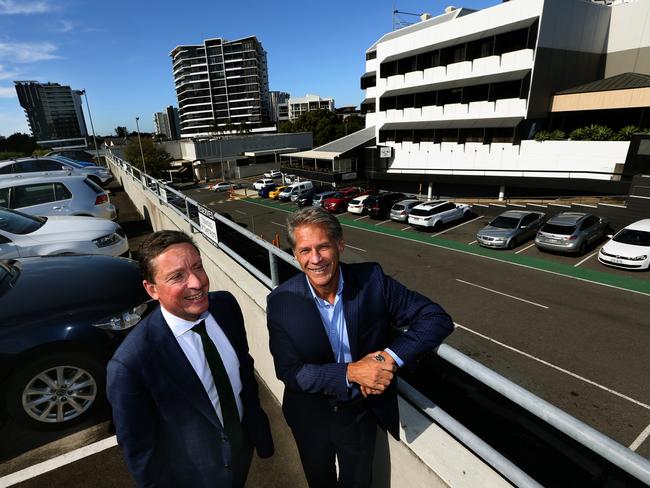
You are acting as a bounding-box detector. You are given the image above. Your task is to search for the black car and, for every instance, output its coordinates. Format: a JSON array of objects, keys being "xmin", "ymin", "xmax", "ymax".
[
  {"xmin": 296, "ymin": 189, "xmax": 315, "ymax": 207},
  {"xmin": 368, "ymin": 192, "xmax": 406, "ymax": 219},
  {"xmin": 0, "ymin": 255, "xmax": 151, "ymax": 430}
]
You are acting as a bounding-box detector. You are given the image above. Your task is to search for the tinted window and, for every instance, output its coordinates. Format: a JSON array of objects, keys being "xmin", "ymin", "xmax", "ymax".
[
  {"xmin": 393, "ymin": 204, "xmax": 405, "ymax": 211},
  {"xmin": 612, "ymin": 229, "xmax": 650, "ymax": 246},
  {"xmin": 11, "ymin": 160, "xmax": 41, "ymax": 173},
  {"xmin": 14, "ymin": 159, "xmax": 64, "ymax": 172},
  {"xmin": 13, "ymin": 183, "xmax": 56, "ymax": 207},
  {"xmin": 541, "ymin": 223, "xmax": 576, "ymax": 235},
  {"xmin": 0, "ymin": 188, "xmax": 8, "ymax": 207},
  {"xmin": 0, "ymin": 208, "xmax": 45, "ymax": 234},
  {"xmin": 490, "ymin": 216, "xmax": 519, "ymax": 229},
  {"xmin": 0, "ymin": 164, "xmax": 12, "ymax": 175},
  {"xmin": 580, "ymin": 216, "xmax": 599, "ymax": 230},
  {"xmin": 521, "ymin": 214, "xmax": 538, "ymax": 226},
  {"xmin": 54, "ymin": 183, "xmax": 72, "ymax": 200},
  {"xmin": 411, "ymin": 205, "xmax": 444, "ymax": 217}
]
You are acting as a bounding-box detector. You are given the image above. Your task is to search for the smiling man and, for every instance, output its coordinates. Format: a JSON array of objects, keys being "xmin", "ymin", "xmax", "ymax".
[
  {"xmin": 266, "ymin": 207, "xmax": 454, "ymax": 488},
  {"xmin": 107, "ymin": 230, "xmax": 273, "ymax": 488}
]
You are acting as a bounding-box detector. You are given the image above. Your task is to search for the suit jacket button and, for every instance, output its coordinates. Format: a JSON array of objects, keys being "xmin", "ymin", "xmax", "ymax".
[{"xmin": 224, "ymin": 463, "xmax": 230, "ymax": 468}]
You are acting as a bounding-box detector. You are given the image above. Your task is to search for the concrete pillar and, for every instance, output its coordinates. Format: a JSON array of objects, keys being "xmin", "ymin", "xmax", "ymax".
[
  {"xmin": 427, "ymin": 182, "xmax": 433, "ymax": 200},
  {"xmin": 498, "ymin": 185, "xmax": 505, "ymax": 201}
]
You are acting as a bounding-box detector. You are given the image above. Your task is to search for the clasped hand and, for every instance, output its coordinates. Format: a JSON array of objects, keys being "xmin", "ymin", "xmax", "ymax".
[{"xmin": 347, "ymin": 351, "xmax": 397, "ymax": 397}]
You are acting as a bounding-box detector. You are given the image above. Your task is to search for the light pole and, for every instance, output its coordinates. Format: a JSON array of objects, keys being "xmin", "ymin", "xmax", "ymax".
[
  {"xmin": 81, "ymin": 89, "xmax": 100, "ymax": 161},
  {"xmin": 135, "ymin": 117, "xmax": 147, "ymax": 176}
]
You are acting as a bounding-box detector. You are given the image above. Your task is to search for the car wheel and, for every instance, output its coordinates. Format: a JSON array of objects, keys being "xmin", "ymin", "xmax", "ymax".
[
  {"xmin": 463, "ymin": 210, "xmax": 472, "ymax": 220},
  {"xmin": 578, "ymin": 241, "xmax": 588, "ymax": 255},
  {"xmin": 432, "ymin": 220, "xmax": 443, "ymax": 231},
  {"xmin": 5, "ymin": 352, "xmax": 105, "ymax": 430},
  {"xmin": 507, "ymin": 238, "xmax": 516, "ymax": 250}
]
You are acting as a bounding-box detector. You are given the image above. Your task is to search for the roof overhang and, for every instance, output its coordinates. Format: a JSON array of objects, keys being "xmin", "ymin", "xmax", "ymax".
[
  {"xmin": 281, "ymin": 151, "xmax": 340, "ymax": 161},
  {"xmin": 243, "ymin": 147, "xmax": 298, "ymax": 157},
  {"xmin": 551, "ymin": 87, "xmax": 650, "ymax": 112},
  {"xmin": 380, "ymin": 117, "xmax": 523, "ymax": 130}
]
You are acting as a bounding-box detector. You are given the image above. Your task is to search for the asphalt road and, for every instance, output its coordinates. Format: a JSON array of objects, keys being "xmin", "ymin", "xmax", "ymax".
[{"xmin": 184, "ymin": 185, "xmax": 650, "ymax": 460}]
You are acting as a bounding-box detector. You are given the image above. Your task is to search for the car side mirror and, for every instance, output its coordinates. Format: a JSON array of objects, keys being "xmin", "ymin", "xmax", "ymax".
[
  {"xmin": 520, "ymin": 225, "xmax": 527, "ymax": 229},
  {"xmin": 607, "ymin": 234, "xmax": 613, "ymax": 239}
]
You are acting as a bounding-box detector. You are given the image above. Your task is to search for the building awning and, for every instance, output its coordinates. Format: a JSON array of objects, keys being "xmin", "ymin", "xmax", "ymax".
[
  {"xmin": 281, "ymin": 150, "xmax": 340, "ymax": 161},
  {"xmin": 380, "ymin": 117, "xmax": 523, "ymax": 130},
  {"xmin": 551, "ymin": 72, "xmax": 650, "ymax": 112},
  {"xmin": 243, "ymin": 147, "xmax": 298, "ymax": 157},
  {"xmin": 282, "ymin": 126, "xmax": 376, "ymax": 161}
]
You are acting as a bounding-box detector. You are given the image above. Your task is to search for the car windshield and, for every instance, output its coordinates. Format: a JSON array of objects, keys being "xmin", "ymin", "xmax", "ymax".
[
  {"xmin": 330, "ymin": 193, "xmax": 343, "ymax": 199},
  {"xmin": 613, "ymin": 229, "xmax": 650, "ymax": 246},
  {"xmin": 0, "ymin": 208, "xmax": 46, "ymax": 234},
  {"xmin": 541, "ymin": 223, "xmax": 576, "ymax": 235},
  {"xmin": 350, "ymin": 199, "xmax": 362, "ymax": 205},
  {"xmin": 489, "ymin": 216, "xmax": 519, "ymax": 229}
]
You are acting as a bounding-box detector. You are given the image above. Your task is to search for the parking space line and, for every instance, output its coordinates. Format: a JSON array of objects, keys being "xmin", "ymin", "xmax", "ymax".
[
  {"xmin": 375, "ymin": 219, "xmax": 391, "ymax": 226},
  {"xmin": 433, "ymin": 216, "xmax": 481, "ymax": 237},
  {"xmin": 346, "ymin": 244, "xmax": 367, "ymax": 253},
  {"xmin": 354, "ymin": 215, "xmax": 369, "ymax": 221},
  {"xmin": 468, "ymin": 240, "xmax": 477, "ymax": 245},
  {"xmin": 401, "ymin": 226, "xmax": 411, "ymax": 231},
  {"xmin": 574, "ymin": 251, "xmax": 598, "ymax": 268},
  {"xmin": 456, "ymin": 278, "xmax": 549, "ymax": 309},
  {"xmin": 454, "ymin": 322, "xmax": 650, "ymax": 412},
  {"xmin": 630, "ymin": 423, "xmax": 650, "ymax": 451},
  {"xmin": 271, "ymin": 221, "xmax": 286, "ymax": 228},
  {"xmin": 0, "ymin": 436, "xmax": 118, "ymax": 487},
  {"xmin": 235, "ymin": 210, "xmax": 247, "ymax": 215},
  {"xmin": 516, "ymin": 243, "xmax": 536, "ymax": 254}
]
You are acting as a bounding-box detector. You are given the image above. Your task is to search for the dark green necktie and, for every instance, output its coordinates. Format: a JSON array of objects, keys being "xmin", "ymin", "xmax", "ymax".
[{"xmin": 192, "ymin": 320, "xmax": 245, "ymax": 459}]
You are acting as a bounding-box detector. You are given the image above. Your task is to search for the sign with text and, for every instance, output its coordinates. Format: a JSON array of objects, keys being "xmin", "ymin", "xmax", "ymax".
[
  {"xmin": 342, "ymin": 172, "xmax": 357, "ymax": 181},
  {"xmin": 197, "ymin": 204, "xmax": 218, "ymax": 244},
  {"xmin": 379, "ymin": 146, "xmax": 392, "ymax": 159}
]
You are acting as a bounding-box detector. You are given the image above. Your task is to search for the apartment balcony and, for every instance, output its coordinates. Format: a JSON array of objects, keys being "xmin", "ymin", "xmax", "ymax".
[
  {"xmin": 365, "ymin": 58, "xmax": 378, "ymax": 74},
  {"xmin": 379, "ymin": 97, "xmax": 527, "ymax": 129},
  {"xmin": 378, "ymin": 48, "xmax": 534, "ymax": 97}
]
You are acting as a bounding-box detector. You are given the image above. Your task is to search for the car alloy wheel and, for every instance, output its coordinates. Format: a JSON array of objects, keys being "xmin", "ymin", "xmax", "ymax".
[{"xmin": 6, "ymin": 353, "xmax": 105, "ymax": 430}]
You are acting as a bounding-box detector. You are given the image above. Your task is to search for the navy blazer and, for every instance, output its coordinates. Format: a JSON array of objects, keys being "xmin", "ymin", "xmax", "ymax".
[
  {"xmin": 107, "ymin": 291, "xmax": 273, "ymax": 488},
  {"xmin": 266, "ymin": 262, "xmax": 453, "ymax": 439}
]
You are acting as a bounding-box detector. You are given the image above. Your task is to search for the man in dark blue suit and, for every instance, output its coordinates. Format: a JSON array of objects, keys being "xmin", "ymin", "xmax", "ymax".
[
  {"xmin": 267, "ymin": 207, "xmax": 454, "ymax": 488},
  {"xmin": 107, "ymin": 231, "xmax": 273, "ymax": 488}
]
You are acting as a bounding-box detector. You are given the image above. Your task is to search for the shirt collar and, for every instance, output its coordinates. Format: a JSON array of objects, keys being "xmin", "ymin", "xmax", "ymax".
[
  {"xmin": 305, "ymin": 268, "xmax": 344, "ymax": 306},
  {"xmin": 161, "ymin": 306, "xmax": 210, "ymax": 338}
]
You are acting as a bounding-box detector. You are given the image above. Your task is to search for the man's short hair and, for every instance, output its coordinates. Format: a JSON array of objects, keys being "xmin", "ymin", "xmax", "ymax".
[
  {"xmin": 286, "ymin": 207, "xmax": 343, "ymax": 249},
  {"xmin": 139, "ymin": 230, "xmax": 198, "ymax": 282}
]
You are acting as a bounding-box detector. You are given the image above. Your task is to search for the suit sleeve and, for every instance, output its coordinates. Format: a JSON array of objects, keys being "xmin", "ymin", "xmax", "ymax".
[
  {"xmin": 267, "ymin": 296, "xmax": 350, "ymax": 399},
  {"xmin": 106, "ymin": 358, "xmax": 161, "ymax": 488},
  {"xmin": 379, "ymin": 266, "xmax": 454, "ymax": 365}
]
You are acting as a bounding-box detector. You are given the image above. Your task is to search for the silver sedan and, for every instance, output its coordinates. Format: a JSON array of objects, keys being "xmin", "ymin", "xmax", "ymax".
[{"xmin": 476, "ymin": 210, "xmax": 545, "ymax": 249}]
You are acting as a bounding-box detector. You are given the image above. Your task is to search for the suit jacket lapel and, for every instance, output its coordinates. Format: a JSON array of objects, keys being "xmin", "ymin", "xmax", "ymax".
[
  {"xmin": 295, "ymin": 275, "xmax": 336, "ymax": 362},
  {"xmin": 147, "ymin": 307, "xmax": 223, "ymax": 431},
  {"xmin": 340, "ymin": 264, "xmax": 360, "ymax": 360}
]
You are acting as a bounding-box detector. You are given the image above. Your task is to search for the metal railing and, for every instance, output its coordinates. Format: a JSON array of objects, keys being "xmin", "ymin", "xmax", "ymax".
[{"xmin": 108, "ymin": 152, "xmax": 650, "ymax": 486}]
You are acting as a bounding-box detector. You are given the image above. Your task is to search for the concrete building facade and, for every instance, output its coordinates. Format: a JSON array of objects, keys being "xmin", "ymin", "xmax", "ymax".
[
  {"xmin": 170, "ymin": 36, "xmax": 271, "ymax": 138},
  {"xmin": 287, "ymin": 94, "xmax": 335, "ymax": 120},
  {"xmin": 269, "ymin": 91, "xmax": 289, "ymax": 123},
  {"xmin": 154, "ymin": 106, "xmax": 181, "ymax": 140}
]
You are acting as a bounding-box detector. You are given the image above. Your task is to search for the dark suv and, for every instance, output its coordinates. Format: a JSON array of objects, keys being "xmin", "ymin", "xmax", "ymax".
[{"xmin": 368, "ymin": 192, "xmax": 406, "ymax": 220}]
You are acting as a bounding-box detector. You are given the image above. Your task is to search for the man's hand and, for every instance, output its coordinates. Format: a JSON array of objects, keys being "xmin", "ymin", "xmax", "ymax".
[{"xmin": 347, "ymin": 351, "xmax": 397, "ymax": 397}]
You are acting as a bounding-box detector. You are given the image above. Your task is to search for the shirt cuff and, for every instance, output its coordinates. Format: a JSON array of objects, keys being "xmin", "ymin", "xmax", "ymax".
[{"xmin": 384, "ymin": 348, "xmax": 404, "ymax": 368}]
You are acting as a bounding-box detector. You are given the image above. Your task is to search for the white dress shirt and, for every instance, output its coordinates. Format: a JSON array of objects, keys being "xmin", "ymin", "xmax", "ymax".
[{"xmin": 161, "ymin": 307, "xmax": 244, "ymax": 426}]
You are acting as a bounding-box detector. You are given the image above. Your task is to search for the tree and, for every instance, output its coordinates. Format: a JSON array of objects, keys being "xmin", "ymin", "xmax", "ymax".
[
  {"xmin": 115, "ymin": 126, "xmax": 128, "ymax": 138},
  {"xmin": 0, "ymin": 132, "xmax": 37, "ymax": 155},
  {"xmin": 123, "ymin": 138, "xmax": 172, "ymax": 177},
  {"xmin": 278, "ymin": 110, "xmax": 364, "ymax": 147}
]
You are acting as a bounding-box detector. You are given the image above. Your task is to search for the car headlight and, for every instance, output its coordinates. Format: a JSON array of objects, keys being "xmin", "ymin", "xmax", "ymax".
[
  {"xmin": 630, "ymin": 255, "xmax": 648, "ymax": 261},
  {"xmin": 93, "ymin": 233, "xmax": 120, "ymax": 247},
  {"xmin": 93, "ymin": 302, "xmax": 150, "ymax": 331}
]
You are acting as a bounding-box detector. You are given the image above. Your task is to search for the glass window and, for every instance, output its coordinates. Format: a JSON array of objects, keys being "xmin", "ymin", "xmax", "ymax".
[
  {"xmin": 54, "ymin": 183, "xmax": 72, "ymax": 200},
  {"xmin": 13, "ymin": 183, "xmax": 56, "ymax": 208},
  {"xmin": 0, "ymin": 188, "xmax": 8, "ymax": 206},
  {"xmin": 0, "ymin": 208, "xmax": 44, "ymax": 234}
]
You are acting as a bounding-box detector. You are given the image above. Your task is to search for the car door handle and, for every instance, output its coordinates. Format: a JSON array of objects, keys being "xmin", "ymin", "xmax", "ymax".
[{"xmin": 52, "ymin": 206, "xmax": 62, "ymax": 210}]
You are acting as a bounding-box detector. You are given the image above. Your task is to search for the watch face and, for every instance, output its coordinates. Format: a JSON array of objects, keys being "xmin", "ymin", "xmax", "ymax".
[{"xmin": 374, "ymin": 354, "xmax": 385, "ymax": 362}]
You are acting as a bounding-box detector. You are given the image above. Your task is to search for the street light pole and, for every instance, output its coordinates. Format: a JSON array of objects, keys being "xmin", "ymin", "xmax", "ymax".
[
  {"xmin": 81, "ymin": 89, "xmax": 100, "ymax": 161},
  {"xmin": 135, "ymin": 117, "xmax": 147, "ymax": 175}
]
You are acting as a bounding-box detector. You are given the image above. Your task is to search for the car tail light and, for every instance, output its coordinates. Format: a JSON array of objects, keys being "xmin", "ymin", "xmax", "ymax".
[{"xmin": 95, "ymin": 194, "xmax": 108, "ymax": 205}]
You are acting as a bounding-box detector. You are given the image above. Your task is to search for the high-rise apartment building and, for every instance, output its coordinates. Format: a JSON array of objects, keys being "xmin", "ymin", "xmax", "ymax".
[
  {"xmin": 14, "ymin": 81, "xmax": 88, "ymax": 147},
  {"xmin": 170, "ymin": 36, "xmax": 271, "ymax": 137},
  {"xmin": 154, "ymin": 106, "xmax": 181, "ymax": 140}
]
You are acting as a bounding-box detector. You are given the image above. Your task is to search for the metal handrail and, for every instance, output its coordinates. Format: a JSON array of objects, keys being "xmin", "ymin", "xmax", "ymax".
[{"xmin": 107, "ymin": 152, "xmax": 650, "ymax": 485}]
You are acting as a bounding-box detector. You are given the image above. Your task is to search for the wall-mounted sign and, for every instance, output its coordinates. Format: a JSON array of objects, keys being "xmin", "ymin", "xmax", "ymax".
[
  {"xmin": 342, "ymin": 172, "xmax": 357, "ymax": 181},
  {"xmin": 197, "ymin": 204, "xmax": 218, "ymax": 243},
  {"xmin": 379, "ymin": 146, "xmax": 392, "ymax": 158}
]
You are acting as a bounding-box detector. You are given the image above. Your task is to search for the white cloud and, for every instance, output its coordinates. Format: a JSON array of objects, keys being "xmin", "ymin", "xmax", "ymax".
[
  {"xmin": 0, "ymin": 64, "xmax": 20, "ymax": 80},
  {"xmin": 0, "ymin": 86, "xmax": 15, "ymax": 98},
  {"xmin": 0, "ymin": 42, "xmax": 60, "ymax": 63},
  {"xmin": 58, "ymin": 19, "xmax": 74, "ymax": 32},
  {"xmin": 0, "ymin": 0, "xmax": 52, "ymax": 14}
]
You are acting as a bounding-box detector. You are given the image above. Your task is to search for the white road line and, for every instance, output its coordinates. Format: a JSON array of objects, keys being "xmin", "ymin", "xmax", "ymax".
[
  {"xmin": 456, "ymin": 279, "xmax": 549, "ymax": 309},
  {"xmin": 375, "ymin": 219, "xmax": 391, "ymax": 226},
  {"xmin": 0, "ymin": 436, "xmax": 118, "ymax": 487},
  {"xmin": 433, "ymin": 216, "xmax": 481, "ymax": 237},
  {"xmin": 271, "ymin": 221, "xmax": 286, "ymax": 228},
  {"xmin": 516, "ymin": 243, "xmax": 536, "ymax": 254},
  {"xmin": 454, "ymin": 322, "xmax": 650, "ymax": 411},
  {"xmin": 629, "ymin": 423, "xmax": 650, "ymax": 451},
  {"xmin": 354, "ymin": 215, "xmax": 368, "ymax": 221},
  {"xmin": 401, "ymin": 225, "xmax": 411, "ymax": 231},
  {"xmin": 346, "ymin": 244, "xmax": 367, "ymax": 252},
  {"xmin": 574, "ymin": 251, "xmax": 598, "ymax": 268},
  {"xmin": 234, "ymin": 210, "xmax": 247, "ymax": 215},
  {"xmin": 468, "ymin": 240, "xmax": 477, "ymax": 245}
]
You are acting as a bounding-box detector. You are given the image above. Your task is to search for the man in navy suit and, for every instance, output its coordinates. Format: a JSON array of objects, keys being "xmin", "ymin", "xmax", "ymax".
[
  {"xmin": 108, "ymin": 230, "xmax": 273, "ymax": 488},
  {"xmin": 267, "ymin": 207, "xmax": 453, "ymax": 488}
]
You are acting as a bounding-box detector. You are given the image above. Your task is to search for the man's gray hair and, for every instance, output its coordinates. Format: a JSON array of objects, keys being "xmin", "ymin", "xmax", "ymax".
[{"xmin": 286, "ymin": 207, "xmax": 343, "ymax": 249}]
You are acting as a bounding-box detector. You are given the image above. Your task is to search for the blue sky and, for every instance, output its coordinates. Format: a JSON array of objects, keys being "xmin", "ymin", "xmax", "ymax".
[{"xmin": 0, "ymin": 0, "xmax": 498, "ymax": 137}]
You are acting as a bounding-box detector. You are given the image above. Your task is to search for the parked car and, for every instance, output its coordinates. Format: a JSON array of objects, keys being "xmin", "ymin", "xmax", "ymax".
[
  {"xmin": 0, "ymin": 156, "xmax": 112, "ymax": 187},
  {"xmin": 322, "ymin": 187, "xmax": 365, "ymax": 213},
  {"xmin": 476, "ymin": 210, "xmax": 546, "ymax": 249},
  {"xmin": 264, "ymin": 170, "xmax": 282, "ymax": 179},
  {"xmin": 368, "ymin": 192, "xmax": 406, "ymax": 220},
  {"xmin": 47, "ymin": 154, "xmax": 95, "ymax": 168},
  {"xmin": 259, "ymin": 184, "xmax": 277, "ymax": 198},
  {"xmin": 0, "ymin": 254, "xmax": 151, "ymax": 429},
  {"xmin": 312, "ymin": 190, "xmax": 338, "ymax": 208},
  {"xmin": 253, "ymin": 178, "xmax": 275, "ymax": 190},
  {"xmin": 389, "ymin": 199, "xmax": 421, "ymax": 222},
  {"xmin": 0, "ymin": 208, "xmax": 129, "ymax": 258},
  {"xmin": 210, "ymin": 181, "xmax": 239, "ymax": 192},
  {"xmin": 295, "ymin": 189, "xmax": 316, "ymax": 207},
  {"xmin": 278, "ymin": 181, "xmax": 314, "ymax": 202},
  {"xmin": 598, "ymin": 219, "xmax": 650, "ymax": 270},
  {"xmin": 49, "ymin": 156, "xmax": 113, "ymax": 187},
  {"xmin": 0, "ymin": 175, "xmax": 117, "ymax": 220},
  {"xmin": 408, "ymin": 200, "xmax": 472, "ymax": 229},
  {"xmin": 269, "ymin": 186, "xmax": 287, "ymax": 199},
  {"xmin": 46, "ymin": 149, "xmax": 98, "ymax": 165},
  {"xmin": 347, "ymin": 194, "xmax": 374, "ymax": 215},
  {"xmin": 535, "ymin": 212, "xmax": 608, "ymax": 254}
]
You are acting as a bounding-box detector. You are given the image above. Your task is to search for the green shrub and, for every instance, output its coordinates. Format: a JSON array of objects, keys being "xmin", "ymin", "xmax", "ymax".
[
  {"xmin": 616, "ymin": 125, "xmax": 642, "ymax": 140},
  {"xmin": 569, "ymin": 127, "xmax": 589, "ymax": 140},
  {"xmin": 589, "ymin": 124, "xmax": 614, "ymax": 141},
  {"xmin": 534, "ymin": 129, "xmax": 565, "ymax": 141}
]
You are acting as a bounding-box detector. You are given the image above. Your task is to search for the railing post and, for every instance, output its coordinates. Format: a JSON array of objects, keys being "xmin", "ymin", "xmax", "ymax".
[{"xmin": 269, "ymin": 251, "xmax": 279, "ymax": 288}]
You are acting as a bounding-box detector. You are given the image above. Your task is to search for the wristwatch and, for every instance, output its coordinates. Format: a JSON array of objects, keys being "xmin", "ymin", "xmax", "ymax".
[{"xmin": 374, "ymin": 353, "xmax": 385, "ymax": 362}]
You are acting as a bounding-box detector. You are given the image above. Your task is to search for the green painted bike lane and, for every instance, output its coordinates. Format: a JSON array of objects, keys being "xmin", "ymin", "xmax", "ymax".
[{"xmin": 243, "ymin": 197, "xmax": 650, "ymax": 296}]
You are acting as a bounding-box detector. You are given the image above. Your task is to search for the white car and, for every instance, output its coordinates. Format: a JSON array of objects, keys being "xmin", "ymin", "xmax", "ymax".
[
  {"xmin": 598, "ymin": 219, "xmax": 650, "ymax": 270},
  {"xmin": 0, "ymin": 208, "xmax": 129, "ymax": 258},
  {"xmin": 210, "ymin": 181, "xmax": 239, "ymax": 192},
  {"xmin": 347, "ymin": 194, "xmax": 372, "ymax": 215},
  {"xmin": 264, "ymin": 170, "xmax": 282, "ymax": 179},
  {"xmin": 253, "ymin": 178, "xmax": 275, "ymax": 190},
  {"xmin": 408, "ymin": 200, "xmax": 472, "ymax": 230}
]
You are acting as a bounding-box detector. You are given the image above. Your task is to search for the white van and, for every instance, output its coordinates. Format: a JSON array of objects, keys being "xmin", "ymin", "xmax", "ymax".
[{"xmin": 288, "ymin": 181, "xmax": 314, "ymax": 202}]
